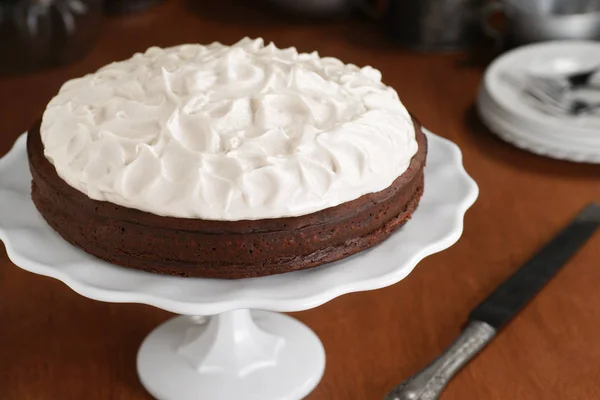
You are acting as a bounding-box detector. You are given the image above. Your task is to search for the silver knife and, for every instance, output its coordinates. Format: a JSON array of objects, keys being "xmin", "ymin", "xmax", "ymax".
[{"xmin": 385, "ymin": 202, "xmax": 600, "ymax": 400}]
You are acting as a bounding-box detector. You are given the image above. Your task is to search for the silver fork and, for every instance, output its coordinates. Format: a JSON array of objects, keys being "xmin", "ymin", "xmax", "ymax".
[
  {"xmin": 536, "ymin": 65, "xmax": 600, "ymax": 89},
  {"xmin": 563, "ymin": 65, "xmax": 600, "ymax": 88},
  {"xmin": 525, "ymin": 75, "xmax": 568, "ymax": 104},
  {"xmin": 524, "ymin": 75, "xmax": 600, "ymax": 116},
  {"xmin": 563, "ymin": 100, "xmax": 600, "ymax": 116}
]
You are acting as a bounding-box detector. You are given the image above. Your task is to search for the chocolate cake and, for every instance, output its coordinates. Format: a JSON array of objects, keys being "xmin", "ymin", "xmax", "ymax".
[{"xmin": 28, "ymin": 38, "xmax": 427, "ymax": 279}]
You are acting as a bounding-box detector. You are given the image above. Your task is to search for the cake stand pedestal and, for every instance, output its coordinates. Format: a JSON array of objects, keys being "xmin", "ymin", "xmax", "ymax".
[
  {"xmin": 0, "ymin": 130, "xmax": 478, "ymax": 400},
  {"xmin": 138, "ymin": 310, "xmax": 324, "ymax": 400}
]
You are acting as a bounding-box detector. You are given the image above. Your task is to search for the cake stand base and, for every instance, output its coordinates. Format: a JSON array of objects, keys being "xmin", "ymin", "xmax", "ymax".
[{"xmin": 137, "ymin": 309, "xmax": 325, "ymax": 400}]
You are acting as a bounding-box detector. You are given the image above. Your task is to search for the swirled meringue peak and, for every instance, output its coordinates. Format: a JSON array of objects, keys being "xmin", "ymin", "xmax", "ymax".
[{"xmin": 40, "ymin": 37, "xmax": 418, "ymax": 220}]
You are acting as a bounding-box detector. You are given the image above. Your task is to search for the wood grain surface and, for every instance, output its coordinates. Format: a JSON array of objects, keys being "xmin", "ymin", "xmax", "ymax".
[{"xmin": 1, "ymin": 1, "xmax": 600, "ymax": 399}]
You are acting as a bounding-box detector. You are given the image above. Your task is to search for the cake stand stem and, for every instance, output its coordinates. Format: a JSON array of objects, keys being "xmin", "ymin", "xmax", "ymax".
[
  {"xmin": 177, "ymin": 309, "xmax": 285, "ymax": 375},
  {"xmin": 137, "ymin": 309, "xmax": 326, "ymax": 400}
]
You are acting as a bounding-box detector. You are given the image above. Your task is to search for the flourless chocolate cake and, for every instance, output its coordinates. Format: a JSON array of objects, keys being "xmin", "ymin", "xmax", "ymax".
[{"xmin": 28, "ymin": 38, "xmax": 427, "ymax": 279}]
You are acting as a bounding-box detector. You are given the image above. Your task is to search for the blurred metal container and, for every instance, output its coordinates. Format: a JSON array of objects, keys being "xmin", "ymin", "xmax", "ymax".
[
  {"xmin": 263, "ymin": 0, "xmax": 352, "ymax": 18},
  {"xmin": 105, "ymin": 0, "xmax": 164, "ymax": 15},
  {"xmin": 368, "ymin": 0, "xmax": 485, "ymax": 52},
  {"xmin": 483, "ymin": 0, "xmax": 600, "ymax": 45},
  {"xmin": 0, "ymin": 0, "xmax": 104, "ymax": 76}
]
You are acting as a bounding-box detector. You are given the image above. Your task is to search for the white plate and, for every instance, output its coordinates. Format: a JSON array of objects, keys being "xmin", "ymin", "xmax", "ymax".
[
  {"xmin": 485, "ymin": 40, "xmax": 600, "ymax": 134},
  {"xmin": 478, "ymin": 86, "xmax": 600, "ymax": 147},
  {"xmin": 478, "ymin": 87, "xmax": 600, "ymax": 150},
  {"xmin": 0, "ymin": 131, "xmax": 478, "ymax": 316},
  {"xmin": 477, "ymin": 96, "xmax": 600, "ymax": 163}
]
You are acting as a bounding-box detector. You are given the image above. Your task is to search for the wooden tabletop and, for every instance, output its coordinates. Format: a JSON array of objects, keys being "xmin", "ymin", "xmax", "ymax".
[{"xmin": 2, "ymin": 1, "xmax": 600, "ymax": 399}]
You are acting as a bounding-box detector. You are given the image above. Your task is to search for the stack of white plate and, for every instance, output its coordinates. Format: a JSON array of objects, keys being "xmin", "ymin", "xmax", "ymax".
[{"xmin": 476, "ymin": 41, "xmax": 600, "ymax": 164}]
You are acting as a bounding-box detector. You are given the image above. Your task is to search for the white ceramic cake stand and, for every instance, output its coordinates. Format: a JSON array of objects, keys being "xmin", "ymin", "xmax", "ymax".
[{"xmin": 0, "ymin": 130, "xmax": 477, "ymax": 400}]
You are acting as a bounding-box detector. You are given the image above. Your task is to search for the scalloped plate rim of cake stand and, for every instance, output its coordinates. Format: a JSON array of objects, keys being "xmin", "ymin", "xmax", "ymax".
[{"xmin": 0, "ymin": 129, "xmax": 478, "ymax": 316}]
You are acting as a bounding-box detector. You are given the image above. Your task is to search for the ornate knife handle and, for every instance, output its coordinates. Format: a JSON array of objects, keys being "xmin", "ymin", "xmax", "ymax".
[{"xmin": 385, "ymin": 321, "xmax": 496, "ymax": 400}]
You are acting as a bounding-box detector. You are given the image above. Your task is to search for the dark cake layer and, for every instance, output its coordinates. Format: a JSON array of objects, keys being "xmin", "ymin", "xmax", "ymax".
[{"xmin": 27, "ymin": 119, "xmax": 427, "ymax": 279}]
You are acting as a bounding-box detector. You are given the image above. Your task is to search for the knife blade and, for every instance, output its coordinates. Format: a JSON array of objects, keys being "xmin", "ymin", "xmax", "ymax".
[
  {"xmin": 469, "ymin": 202, "xmax": 600, "ymax": 330},
  {"xmin": 386, "ymin": 202, "xmax": 600, "ymax": 400}
]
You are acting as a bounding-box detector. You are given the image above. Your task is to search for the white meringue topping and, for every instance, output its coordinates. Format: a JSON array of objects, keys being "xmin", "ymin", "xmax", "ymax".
[{"xmin": 40, "ymin": 37, "xmax": 418, "ymax": 220}]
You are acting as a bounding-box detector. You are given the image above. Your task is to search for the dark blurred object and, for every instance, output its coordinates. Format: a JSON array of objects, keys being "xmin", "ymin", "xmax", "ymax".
[
  {"xmin": 483, "ymin": 0, "xmax": 600, "ymax": 47},
  {"xmin": 359, "ymin": 0, "xmax": 485, "ymax": 52},
  {"xmin": 105, "ymin": 0, "xmax": 164, "ymax": 15},
  {"xmin": 0, "ymin": 0, "xmax": 103, "ymax": 76},
  {"xmin": 263, "ymin": 0, "xmax": 352, "ymax": 19}
]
